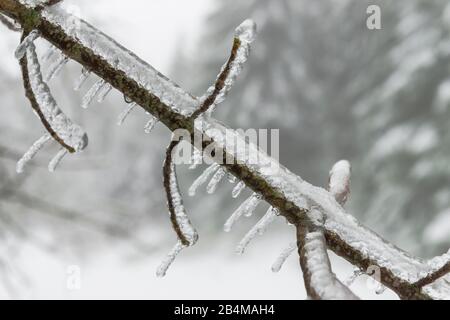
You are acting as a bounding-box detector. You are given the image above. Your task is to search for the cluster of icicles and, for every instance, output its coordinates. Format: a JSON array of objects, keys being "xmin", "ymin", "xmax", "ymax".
[
  {"xmin": 14, "ymin": 32, "xmax": 159, "ymax": 174},
  {"xmin": 156, "ymin": 160, "xmax": 290, "ymax": 277}
]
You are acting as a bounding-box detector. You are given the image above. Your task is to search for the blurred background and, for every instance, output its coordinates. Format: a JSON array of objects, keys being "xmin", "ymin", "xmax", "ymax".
[{"xmin": 0, "ymin": 0, "xmax": 449, "ymax": 299}]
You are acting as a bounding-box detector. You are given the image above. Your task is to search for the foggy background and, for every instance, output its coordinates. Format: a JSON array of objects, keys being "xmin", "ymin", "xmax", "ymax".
[{"xmin": 0, "ymin": 0, "xmax": 449, "ymax": 299}]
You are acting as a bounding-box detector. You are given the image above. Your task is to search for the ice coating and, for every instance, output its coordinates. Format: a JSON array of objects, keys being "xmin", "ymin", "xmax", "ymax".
[
  {"xmin": 16, "ymin": 134, "xmax": 51, "ymax": 173},
  {"xmin": 328, "ymin": 160, "xmax": 351, "ymax": 205},
  {"xmin": 301, "ymin": 230, "xmax": 359, "ymax": 300},
  {"xmin": 167, "ymin": 159, "xmax": 198, "ymax": 246},
  {"xmin": 224, "ymin": 193, "xmax": 262, "ymax": 232},
  {"xmin": 200, "ymin": 19, "xmax": 257, "ymax": 115},
  {"xmin": 235, "ymin": 206, "xmax": 277, "ymax": 255},
  {"xmin": 188, "ymin": 164, "xmax": 220, "ymax": 197},
  {"xmin": 41, "ymin": 6, "xmax": 198, "ymax": 115},
  {"xmin": 15, "ymin": 30, "xmax": 40, "ymax": 60},
  {"xmin": 26, "ymin": 42, "xmax": 88, "ymax": 152},
  {"xmin": 234, "ymin": 19, "xmax": 257, "ymax": 44}
]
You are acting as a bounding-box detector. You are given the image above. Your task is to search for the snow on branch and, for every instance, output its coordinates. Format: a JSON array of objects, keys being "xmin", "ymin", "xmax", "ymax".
[{"xmin": 1, "ymin": 0, "xmax": 449, "ymax": 299}]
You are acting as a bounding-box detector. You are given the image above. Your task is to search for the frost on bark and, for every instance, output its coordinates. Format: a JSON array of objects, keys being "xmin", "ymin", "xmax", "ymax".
[{"xmin": 1, "ymin": 0, "xmax": 449, "ymax": 299}]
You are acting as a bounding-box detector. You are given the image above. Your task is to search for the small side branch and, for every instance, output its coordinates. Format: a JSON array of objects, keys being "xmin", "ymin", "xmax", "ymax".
[
  {"xmin": 297, "ymin": 216, "xmax": 359, "ymax": 300},
  {"xmin": 414, "ymin": 254, "xmax": 450, "ymax": 288},
  {"xmin": 297, "ymin": 160, "xmax": 358, "ymax": 300},
  {"xmin": 191, "ymin": 19, "xmax": 256, "ymax": 119},
  {"xmin": 18, "ymin": 32, "xmax": 75, "ymax": 153},
  {"xmin": 0, "ymin": 13, "xmax": 20, "ymax": 31},
  {"xmin": 163, "ymin": 139, "xmax": 198, "ymax": 247}
]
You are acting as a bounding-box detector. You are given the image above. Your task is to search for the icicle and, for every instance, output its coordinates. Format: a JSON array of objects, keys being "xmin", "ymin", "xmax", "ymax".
[
  {"xmin": 189, "ymin": 147, "xmax": 202, "ymax": 170},
  {"xmin": 15, "ymin": 30, "xmax": 40, "ymax": 60},
  {"xmin": 97, "ymin": 83, "xmax": 112, "ymax": 103},
  {"xmin": 44, "ymin": 54, "xmax": 69, "ymax": 83},
  {"xmin": 227, "ymin": 173, "xmax": 237, "ymax": 184},
  {"xmin": 144, "ymin": 116, "xmax": 158, "ymax": 134},
  {"xmin": 188, "ymin": 163, "xmax": 220, "ymax": 196},
  {"xmin": 200, "ymin": 19, "xmax": 257, "ymax": 116},
  {"xmin": 235, "ymin": 207, "xmax": 277, "ymax": 255},
  {"xmin": 16, "ymin": 134, "xmax": 51, "ymax": 173},
  {"xmin": 74, "ymin": 68, "xmax": 90, "ymax": 91},
  {"xmin": 156, "ymin": 241, "xmax": 186, "ymax": 278},
  {"xmin": 41, "ymin": 45, "xmax": 57, "ymax": 63},
  {"xmin": 81, "ymin": 79, "xmax": 105, "ymax": 109},
  {"xmin": 206, "ymin": 168, "xmax": 226, "ymax": 194},
  {"xmin": 117, "ymin": 102, "xmax": 137, "ymax": 126},
  {"xmin": 271, "ymin": 242, "xmax": 297, "ymax": 273},
  {"xmin": 48, "ymin": 148, "xmax": 68, "ymax": 172},
  {"xmin": 344, "ymin": 268, "xmax": 364, "ymax": 286},
  {"xmin": 224, "ymin": 193, "xmax": 262, "ymax": 232},
  {"xmin": 232, "ymin": 181, "xmax": 246, "ymax": 198}
]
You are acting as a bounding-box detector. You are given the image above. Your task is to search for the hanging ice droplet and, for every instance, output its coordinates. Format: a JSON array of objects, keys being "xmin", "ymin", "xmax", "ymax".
[
  {"xmin": 15, "ymin": 30, "xmax": 40, "ymax": 60},
  {"xmin": 232, "ymin": 181, "xmax": 246, "ymax": 198},
  {"xmin": 48, "ymin": 148, "xmax": 68, "ymax": 172},
  {"xmin": 97, "ymin": 83, "xmax": 112, "ymax": 103},
  {"xmin": 271, "ymin": 242, "xmax": 297, "ymax": 273},
  {"xmin": 44, "ymin": 54, "xmax": 69, "ymax": 83},
  {"xmin": 344, "ymin": 268, "xmax": 364, "ymax": 286},
  {"xmin": 235, "ymin": 206, "xmax": 277, "ymax": 255},
  {"xmin": 189, "ymin": 147, "xmax": 202, "ymax": 170},
  {"xmin": 188, "ymin": 163, "xmax": 219, "ymax": 196},
  {"xmin": 82, "ymin": 79, "xmax": 105, "ymax": 109},
  {"xmin": 74, "ymin": 68, "xmax": 90, "ymax": 91},
  {"xmin": 144, "ymin": 116, "xmax": 158, "ymax": 134},
  {"xmin": 117, "ymin": 102, "xmax": 137, "ymax": 126},
  {"xmin": 206, "ymin": 168, "xmax": 226, "ymax": 194},
  {"xmin": 224, "ymin": 193, "xmax": 262, "ymax": 232},
  {"xmin": 16, "ymin": 134, "xmax": 51, "ymax": 174},
  {"xmin": 156, "ymin": 241, "xmax": 186, "ymax": 278}
]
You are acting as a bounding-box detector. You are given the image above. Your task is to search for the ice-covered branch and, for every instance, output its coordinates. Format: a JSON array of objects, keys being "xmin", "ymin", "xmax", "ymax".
[
  {"xmin": 192, "ymin": 19, "xmax": 256, "ymax": 118},
  {"xmin": 163, "ymin": 139, "xmax": 198, "ymax": 247},
  {"xmin": 17, "ymin": 31, "xmax": 87, "ymax": 172},
  {"xmin": 1, "ymin": 0, "xmax": 449, "ymax": 299},
  {"xmin": 296, "ymin": 161, "xmax": 359, "ymax": 300}
]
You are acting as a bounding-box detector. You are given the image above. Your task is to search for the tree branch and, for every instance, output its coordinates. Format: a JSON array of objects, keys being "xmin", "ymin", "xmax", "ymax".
[
  {"xmin": 297, "ymin": 161, "xmax": 359, "ymax": 300},
  {"xmin": 1, "ymin": 0, "xmax": 449, "ymax": 299}
]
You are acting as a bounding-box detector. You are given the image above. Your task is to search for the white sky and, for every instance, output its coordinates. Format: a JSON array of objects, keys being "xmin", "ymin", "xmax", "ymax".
[{"xmin": 69, "ymin": 0, "xmax": 213, "ymax": 73}]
